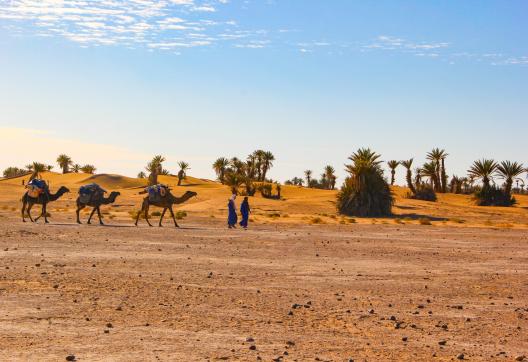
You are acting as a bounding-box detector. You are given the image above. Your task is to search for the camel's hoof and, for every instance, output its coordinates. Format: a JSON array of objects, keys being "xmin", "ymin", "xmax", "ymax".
[
  {"xmin": 100, "ymin": 223, "xmax": 104, "ymax": 226},
  {"xmin": 87, "ymin": 222, "xmax": 91, "ymax": 225}
]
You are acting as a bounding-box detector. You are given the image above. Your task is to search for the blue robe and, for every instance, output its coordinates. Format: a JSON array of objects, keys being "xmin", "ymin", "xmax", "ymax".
[
  {"xmin": 240, "ymin": 200, "xmax": 250, "ymax": 228},
  {"xmin": 228, "ymin": 199, "xmax": 237, "ymax": 226}
]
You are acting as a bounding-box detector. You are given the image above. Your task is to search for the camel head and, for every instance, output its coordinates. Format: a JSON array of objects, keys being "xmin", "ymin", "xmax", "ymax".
[
  {"xmin": 58, "ymin": 186, "xmax": 70, "ymax": 194},
  {"xmin": 184, "ymin": 191, "xmax": 198, "ymax": 198}
]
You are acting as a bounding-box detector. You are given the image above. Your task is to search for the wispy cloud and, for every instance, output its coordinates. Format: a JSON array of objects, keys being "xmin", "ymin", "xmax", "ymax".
[
  {"xmin": 1, "ymin": 2, "xmax": 526, "ymax": 66},
  {"xmin": 0, "ymin": 0, "xmax": 266, "ymax": 49}
]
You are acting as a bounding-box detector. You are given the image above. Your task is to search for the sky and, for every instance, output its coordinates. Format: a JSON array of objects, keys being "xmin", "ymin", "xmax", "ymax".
[{"xmin": 0, "ymin": 0, "xmax": 527, "ymax": 185}]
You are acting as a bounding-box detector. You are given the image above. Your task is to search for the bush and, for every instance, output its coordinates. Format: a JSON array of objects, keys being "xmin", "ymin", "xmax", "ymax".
[
  {"xmin": 474, "ymin": 186, "xmax": 515, "ymax": 206},
  {"xmin": 175, "ymin": 210, "xmax": 187, "ymax": 220},
  {"xmin": 419, "ymin": 217, "xmax": 432, "ymax": 225},
  {"xmin": 410, "ymin": 185, "xmax": 437, "ymax": 202},
  {"xmin": 337, "ymin": 148, "xmax": 393, "ymax": 217},
  {"xmin": 151, "ymin": 211, "xmax": 162, "ymax": 217},
  {"xmin": 310, "ymin": 216, "xmax": 325, "ymax": 224}
]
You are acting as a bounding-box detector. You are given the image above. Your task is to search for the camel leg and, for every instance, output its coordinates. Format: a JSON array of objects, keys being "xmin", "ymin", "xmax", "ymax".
[
  {"xmin": 87, "ymin": 207, "xmax": 97, "ymax": 224},
  {"xmin": 43, "ymin": 203, "xmax": 49, "ymax": 224},
  {"xmin": 27, "ymin": 203, "xmax": 35, "ymax": 222},
  {"xmin": 22, "ymin": 199, "xmax": 27, "ymax": 222},
  {"xmin": 134, "ymin": 202, "xmax": 143, "ymax": 226},
  {"xmin": 76, "ymin": 203, "xmax": 85, "ymax": 224},
  {"xmin": 97, "ymin": 207, "xmax": 104, "ymax": 225},
  {"xmin": 144, "ymin": 203, "xmax": 153, "ymax": 227},
  {"xmin": 168, "ymin": 206, "xmax": 179, "ymax": 228},
  {"xmin": 159, "ymin": 208, "xmax": 167, "ymax": 227}
]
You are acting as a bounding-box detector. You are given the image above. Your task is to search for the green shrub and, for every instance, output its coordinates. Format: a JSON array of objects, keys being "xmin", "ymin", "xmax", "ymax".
[{"xmin": 337, "ymin": 148, "xmax": 393, "ymax": 217}]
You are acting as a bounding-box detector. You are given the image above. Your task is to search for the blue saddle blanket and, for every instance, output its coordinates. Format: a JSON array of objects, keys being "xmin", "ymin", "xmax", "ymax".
[
  {"xmin": 79, "ymin": 183, "xmax": 105, "ymax": 203},
  {"xmin": 145, "ymin": 184, "xmax": 168, "ymax": 201},
  {"xmin": 28, "ymin": 179, "xmax": 47, "ymax": 190}
]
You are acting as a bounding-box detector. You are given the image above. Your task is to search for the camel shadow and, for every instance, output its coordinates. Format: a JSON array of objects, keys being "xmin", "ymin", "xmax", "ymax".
[
  {"xmin": 394, "ymin": 205, "xmax": 418, "ymax": 210},
  {"xmin": 392, "ymin": 213, "xmax": 448, "ymax": 222}
]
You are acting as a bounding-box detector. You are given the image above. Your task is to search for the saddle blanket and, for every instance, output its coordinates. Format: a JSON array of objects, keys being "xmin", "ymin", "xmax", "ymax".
[
  {"xmin": 145, "ymin": 184, "xmax": 168, "ymax": 202},
  {"xmin": 26, "ymin": 179, "xmax": 47, "ymax": 198},
  {"xmin": 79, "ymin": 183, "xmax": 105, "ymax": 203}
]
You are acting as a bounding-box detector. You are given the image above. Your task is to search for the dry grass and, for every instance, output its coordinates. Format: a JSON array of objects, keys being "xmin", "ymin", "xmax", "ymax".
[{"xmin": 419, "ymin": 217, "xmax": 432, "ymax": 225}]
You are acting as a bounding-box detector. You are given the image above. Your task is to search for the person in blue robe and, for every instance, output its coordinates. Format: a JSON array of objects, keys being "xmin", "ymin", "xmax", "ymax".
[
  {"xmin": 239, "ymin": 197, "xmax": 250, "ymax": 229},
  {"xmin": 227, "ymin": 194, "xmax": 238, "ymax": 228}
]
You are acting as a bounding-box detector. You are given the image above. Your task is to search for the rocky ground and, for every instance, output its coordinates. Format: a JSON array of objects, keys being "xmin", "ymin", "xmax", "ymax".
[{"xmin": 0, "ymin": 216, "xmax": 527, "ymax": 361}]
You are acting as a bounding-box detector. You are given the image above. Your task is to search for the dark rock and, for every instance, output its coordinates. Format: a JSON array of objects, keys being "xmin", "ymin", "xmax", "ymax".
[
  {"xmin": 438, "ymin": 340, "xmax": 447, "ymax": 346},
  {"xmin": 457, "ymin": 353, "xmax": 464, "ymax": 360},
  {"xmin": 65, "ymin": 355, "xmax": 76, "ymax": 361},
  {"xmin": 249, "ymin": 345, "xmax": 256, "ymax": 351}
]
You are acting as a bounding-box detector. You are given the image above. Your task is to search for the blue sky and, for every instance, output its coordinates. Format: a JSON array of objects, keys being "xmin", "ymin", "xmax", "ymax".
[{"xmin": 1, "ymin": 0, "xmax": 527, "ymax": 184}]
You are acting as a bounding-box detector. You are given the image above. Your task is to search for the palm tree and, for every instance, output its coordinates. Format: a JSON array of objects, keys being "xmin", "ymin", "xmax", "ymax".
[
  {"xmin": 56, "ymin": 154, "xmax": 72, "ymax": 174},
  {"xmin": 225, "ymin": 171, "xmax": 243, "ymax": 194},
  {"xmin": 468, "ymin": 159, "xmax": 498, "ymax": 189},
  {"xmin": 252, "ymin": 150, "xmax": 265, "ymax": 180},
  {"xmin": 420, "ymin": 162, "xmax": 438, "ymax": 188},
  {"xmin": 304, "ymin": 170, "xmax": 313, "ymax": 187},
  {"xmin": 177, "ymin": 161, "xmax": 190, "ymax": 186},
  {"xmin": 324, "ymin": 165, "xmax": 336, "ymax": 190},
  {"xmin": 72, "ymin": 164, "xmax": 81, "ymax": 173},
  {"xmin": 400, "ymin": 159, "xmax": 416, "ymax": 194},
  {"xmin": 230, "ymin": 157, "xmax": 245, "ymax": 175},
  {"xmin": 261, "ymin": 151, "xmax": 275, "ymax": 181},
  {"xmin": 46, "ymin": 165, "xmax": 54, "ymax": 171},
  {"xmin": 146, "ymin": 155, "xmax": 165, "ymax": 186},
  {"xmin": 496, "ymin": 161, "xmax": 524, "ymax": 196},
  {"xmin": 80, "ymin": 164, "xmax": 96, "ymax": 174},
  {"xmin": 337, "ymin": 148, "xmax": 393, "ymax": 217},
  {"xmin": 387, "ymin": 160, "xmax": 399, "ymax": 186},
  {"xmin": 137, "ymin": 171, "xmax": 147, "ymax": 179},
  {"xmin": 28, "ymin": 162, "xmax": 47, "ymax": 181},
  {"xmin": 426, "ymin": 148, "xmax": 448, "ymax": 192},
  {"xmin": 414, "ymin": 167, "xmax": 422, "ymax": 187},
  {"xmin": 213, "ymin": 157, "xmax": 229, "ymax": 184}
]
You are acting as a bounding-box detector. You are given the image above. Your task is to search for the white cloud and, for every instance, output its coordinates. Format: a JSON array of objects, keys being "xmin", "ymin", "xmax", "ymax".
[{"xmin": 0, "ymin": 0, "xmax": 264, "ymax": 51}]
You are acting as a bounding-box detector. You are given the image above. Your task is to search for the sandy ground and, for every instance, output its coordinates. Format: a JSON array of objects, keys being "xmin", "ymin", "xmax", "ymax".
[{"xmin": 1, "ymin": 214, "xmax": 527, "ymax": 361}]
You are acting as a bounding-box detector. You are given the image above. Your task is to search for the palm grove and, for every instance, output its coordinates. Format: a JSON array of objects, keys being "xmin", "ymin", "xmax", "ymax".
[{"xmin": 3, "ymin": 148, "xmax": 526, "ymax": 217}]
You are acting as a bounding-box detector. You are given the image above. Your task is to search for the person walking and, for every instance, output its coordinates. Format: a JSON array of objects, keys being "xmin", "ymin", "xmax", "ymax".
[
  {"xmin": 239, "ymin": 196, "xmax": 250, "ymax": 229},
  {"xmin": 227, "ymin": 194, "xmax": 238, "ymax": 228}
]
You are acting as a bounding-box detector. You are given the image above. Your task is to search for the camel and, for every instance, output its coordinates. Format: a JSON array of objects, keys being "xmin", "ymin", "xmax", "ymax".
[
  {"xmin": 76, "ymin": 191, "xmax": 120, "ymax": 225},
  {"xmin": 135, "ymin": 190, "xmax": 197, "ymax": 227},
  {"xmin": 21, "ymin": 186, "xmax": 70, "ymax": 223}
]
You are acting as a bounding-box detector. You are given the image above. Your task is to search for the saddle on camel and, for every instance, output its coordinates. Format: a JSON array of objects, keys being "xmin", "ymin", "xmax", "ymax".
[
  {"xmin": 26, "ymin": 179, "xmax": 48, "ymax": 198},
  {"xmin": 79, "ymin": 183, "xmax": 106, "ymax": 203},
  {"xmin": 141, "ymin": 184, "xmax": 169, "ymax": 203}
]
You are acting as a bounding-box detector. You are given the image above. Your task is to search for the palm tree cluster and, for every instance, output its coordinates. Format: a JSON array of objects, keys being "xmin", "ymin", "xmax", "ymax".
[
  {"xmin": 337, "ymin": 148, "xmax": 393, "ymax": 217},
  {"xmin": 468, "ymin": 159, "xmax": 524, "ymax": 206},
  {"xmin": 212, "ymin": 150, "xmax": 276, "ymax": 195},
  {"xmin": 2, "ymin": 166, "xmax": 28, "ymax": 178},
  {"xmin": 286, "ymin": 166, "xmax": 337, "ymax": 189},
  {"xmin": 398, "ymin": 148, "xmax": 449, "ymax": 202}
]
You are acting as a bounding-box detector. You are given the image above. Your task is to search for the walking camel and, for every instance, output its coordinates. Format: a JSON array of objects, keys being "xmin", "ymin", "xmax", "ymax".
[
  {"xmin": 135, "ymin": 190, "xmax": 197, "ymax": 227},
  {"xmin": 21, "ymin": 186, "xmax": 70, "ymax": 223},
  {"xmin": 76, "ymin": 191, "xmax": 120, "ymax": 225}
]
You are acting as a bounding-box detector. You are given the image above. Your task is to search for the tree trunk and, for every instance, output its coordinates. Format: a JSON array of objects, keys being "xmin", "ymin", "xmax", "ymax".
[{"xmin": 406, "ymin": 170, "xmax": 416, "ymax": 194}]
